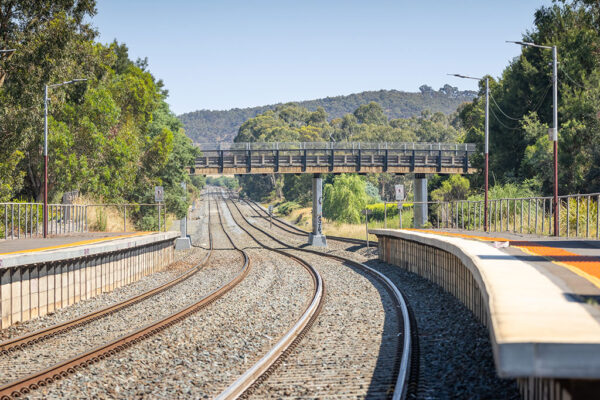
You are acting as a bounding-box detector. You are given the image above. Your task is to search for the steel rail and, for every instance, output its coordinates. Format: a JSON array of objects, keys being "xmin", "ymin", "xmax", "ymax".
[
  {"xmin": 212, "ymin": 192, "xmax": 324, "ymax": 399},
  {"xmin": 0, "ymin": 201, "xmax": 213, "ymax": 355},
  {"xmin": 222, "ymin": 192, "xmax": 413, "ymax": 400},
  {"xmin": 0, "ymin": 196, "xmax": 251, "ymax": 400},
  {"xmin": 243, "ymin": 197, "xmax": 378, "ymax": 247}
]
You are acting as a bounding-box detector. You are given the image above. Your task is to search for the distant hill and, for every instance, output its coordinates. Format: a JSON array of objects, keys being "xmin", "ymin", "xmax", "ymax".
[{"xmin": 179, "ymin": 85, "xmax": 476, "ymax": 143}]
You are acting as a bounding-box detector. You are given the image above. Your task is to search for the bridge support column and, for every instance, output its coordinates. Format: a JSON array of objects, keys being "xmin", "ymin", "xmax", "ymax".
[
  {"xmin": 414, "ymin": 173, "xmax": 428, "ymax": 228},
  {"xmin": 308, "ymin": 173, "xmax": 327, "ymax": 247}
]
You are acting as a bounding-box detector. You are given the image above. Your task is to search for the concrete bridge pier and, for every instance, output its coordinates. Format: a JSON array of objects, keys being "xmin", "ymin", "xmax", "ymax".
[
  {"xmin": 308, "ymin": 173, "xmax": 327, "ymax": 247},
  {"xmin": 414, "ymin": 173, "xmax": 428, "ymax": 228}
]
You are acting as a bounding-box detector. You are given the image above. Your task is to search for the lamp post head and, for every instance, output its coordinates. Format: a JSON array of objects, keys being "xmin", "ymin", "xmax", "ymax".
[
  {"xmin": 507, "ymin": 40, "xmax": 553, "ymax": 50},
  {"xmin": 448, "ymin": 73, "xmax": 481, "ymax": 81}
]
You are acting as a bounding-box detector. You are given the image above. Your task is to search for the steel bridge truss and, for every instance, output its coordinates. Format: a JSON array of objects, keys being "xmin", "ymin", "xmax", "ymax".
[{"xmin": 191, "ymin": 142, "xmax": 477, "ymax": 175}]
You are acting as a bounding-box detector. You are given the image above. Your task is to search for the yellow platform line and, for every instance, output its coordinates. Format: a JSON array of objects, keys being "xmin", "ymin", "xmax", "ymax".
[
  {"xmin": 0, "ymin": 232, "xmax": 154, "ymax": 256},
  {"xmin": 408, "ymin": 229, "xmax": 600, "ymax": 290}
]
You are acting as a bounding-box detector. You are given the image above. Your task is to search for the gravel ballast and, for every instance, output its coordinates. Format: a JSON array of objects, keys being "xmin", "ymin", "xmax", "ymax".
[
  {"xmin": 236, "ymin": 196, "xmax": 521, "ymax": 399},
  {"xmin": 32, "ymin": 197, "xmax": 315, "ymax": 398},
  {"xmin": 225, "ymin": 197, "xmax": 403, "ymax": 398}
]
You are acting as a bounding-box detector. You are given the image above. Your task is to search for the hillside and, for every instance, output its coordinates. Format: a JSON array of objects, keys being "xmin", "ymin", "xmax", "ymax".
[{"xmin": 178, "ymin": 85, "xmax": 476, "ymax": 143}]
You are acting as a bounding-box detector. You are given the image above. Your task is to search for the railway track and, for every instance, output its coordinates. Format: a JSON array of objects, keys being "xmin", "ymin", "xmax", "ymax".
[
  {"xmin": 0, "ymin": 196, "xmax": 251, "ymax": 399},
  {"xmin": 0, "ymin": 189, "xmax": 416, "ymax": 398},
  {"xmin": 0, "ymin": 202, "xmax": 213, "ymax": 356},
  {"xmin": 212, "ymin": 194, "xmax": 324, "ymax": 399},
  {"xmin": 242, "ymin": 195, "xmax": 378, "ymax": 247},
  {"xmin": 219, "ymin": 190, "xmax": 415, "ymax": 399}
]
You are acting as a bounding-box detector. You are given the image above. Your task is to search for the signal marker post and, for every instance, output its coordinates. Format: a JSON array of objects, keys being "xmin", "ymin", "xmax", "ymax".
[
  {"xmin": 175, "ymin": 183, "xmax": 191, "ymax": 250},
  {"xmin": 395, "ymin": 184, "xmax": 405, "ymax": 229},
  {"xmin": 362, "ymin": 209, "xmax": 372, "ymax": 249}
]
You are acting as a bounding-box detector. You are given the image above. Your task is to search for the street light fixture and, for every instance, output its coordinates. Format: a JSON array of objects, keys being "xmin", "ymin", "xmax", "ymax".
[
  {"xmin": 43, "ymin": 78, "xmax": 88, "ymax": 238},
  {"xmin": 448, "ymin": 73, "xmax": 490, "ymax": 232},
  {"xmin": 0, "ymin": 49, "xmax": 16, "ymax": 54},
  {"xmin": 507, "ymin": 40, "xmax": 559, "ymax": 236}
]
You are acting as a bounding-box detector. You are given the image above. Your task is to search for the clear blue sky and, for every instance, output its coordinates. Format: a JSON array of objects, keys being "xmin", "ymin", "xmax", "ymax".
[{"xmin": 92, "ymin": 0, "xmax": 552, "ymax": 114}]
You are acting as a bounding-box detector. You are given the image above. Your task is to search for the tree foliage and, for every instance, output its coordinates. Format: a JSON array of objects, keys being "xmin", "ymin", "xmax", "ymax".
[
  {"xmin": 0, "ymin": 1, "xmax": 197, "ymax": 226},
  {"xmin": 323, "ymin": 174, "xmax": 370, "ymax": 224},
  {"xmin": 459, "ymin": 0, "xmax": 600, "ymax": 195},
  {"xmin": 180, "ymin": 87, "xmax": 476, "ymax": 144}
]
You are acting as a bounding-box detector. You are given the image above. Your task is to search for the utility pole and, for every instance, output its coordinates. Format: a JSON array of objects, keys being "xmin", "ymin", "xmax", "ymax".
[
  {"xmin": 449, "ymin": 74, "xmax": 490, "ymax": 231},
  {"xmin": 508, "ymin": 41, "xmax": 559, "ymax": 236}
]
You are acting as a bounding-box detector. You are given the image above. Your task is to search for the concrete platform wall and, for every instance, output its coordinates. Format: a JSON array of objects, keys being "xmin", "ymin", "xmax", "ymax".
[
  {"xmin": 375, "ymin": 232, "xmax": 595, "ymax": 400},
  {"xmin": 0, "ymin": 232, "xmax": 178, "ymax": 329}
]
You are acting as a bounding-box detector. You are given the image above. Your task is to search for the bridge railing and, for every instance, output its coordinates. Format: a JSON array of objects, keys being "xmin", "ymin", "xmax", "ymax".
[
  {"xmin": 395, "ymin": 193, "xmax": 600, "ymax": 239},
  {"xmin": 196, "ymin": 141, "xmax": 477, "ymax": 152},
  {"xmin": 1, "ymin": 202, "xmax": 168, "ymax": 240}
]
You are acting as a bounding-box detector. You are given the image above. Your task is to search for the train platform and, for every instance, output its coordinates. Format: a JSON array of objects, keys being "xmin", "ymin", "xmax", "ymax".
[
  {"xmin": 370, "ymin": 227, "xmax": 600, "ymax": 385},
  {"xmin": 0, "ymin": 231, "xmax": 179, "ymax": 329},
  {"xmin": 412, "ymin": 228, "xmax": 600, "ymax": 291},
  {"xmin": 0, "ymin": 231, "xmax": 178, "ymax": 269},
  {"xmin": 0, "ymin": 232, "xmax": 152, "ymax": 256}
]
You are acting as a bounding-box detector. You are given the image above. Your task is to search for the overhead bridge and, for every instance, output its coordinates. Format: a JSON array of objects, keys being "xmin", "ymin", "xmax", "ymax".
[
  {"xmin": 191, "ymin": 142, "xmax": 477, "ymax": 247},
  {"xmin": 190, "ymin": 142, "xmax": 476, "ymax": 176}
]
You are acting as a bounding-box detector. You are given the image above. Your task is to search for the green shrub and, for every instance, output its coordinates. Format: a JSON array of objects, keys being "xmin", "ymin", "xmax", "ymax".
[
  {"xmin": 366, "ymin": 202, "xmax": 413, "ymax": 221},
  {"xmin": 277, "ymin": 201, "xmax": 301, "ymax": 216}
]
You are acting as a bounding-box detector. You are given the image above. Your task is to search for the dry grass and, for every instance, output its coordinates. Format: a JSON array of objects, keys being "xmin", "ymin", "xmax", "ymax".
[
  {"xmin": 75, "ymin": 196, "xmax": 132, "ymax": 232},
  {"xmin": 74, "ymin": 196, "xmax": 175, "ymax": 233},
  {"xmin": 274, "ymin": 206, "xmax": 383, "ymax": 241}
]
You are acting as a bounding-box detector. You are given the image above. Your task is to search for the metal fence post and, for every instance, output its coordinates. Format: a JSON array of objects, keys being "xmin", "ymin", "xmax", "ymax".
[
  {"xmin": 528, "ymin": 199, "xmax": 531, "ymax": 233},
  {"xmin": 535, "ymin": 199, "xmax": 539, "ymax": 235},
  {"xmin": 384, "ymin": 202, "xmax": 387, "ymax": 229},
  {"xmin": 566, "ymin": 197, "xmax": 570, "ymax": 238},
  {"xmin": 158, "ymin": 203, "xmax": 161, "ymax": 232},
  {"xmin": 542, "ymin": 199, "xmax": 546, "ymax": 235},
  {"xmin": 500, "ymin": 200, "xmax": 503, "ymax": 232},
  {"xmin": 576, "ymin": 196, "xmax": 580, "ymax": 238},
  {"xmin": 557, "ymin": 197, "xmax": 561, "ymax": 237},
  {"xmin": 587, "ymin": 196, "xmax": 590, "ymax": 238}
]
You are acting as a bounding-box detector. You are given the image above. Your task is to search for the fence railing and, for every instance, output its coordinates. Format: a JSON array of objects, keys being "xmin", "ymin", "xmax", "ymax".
[
  {"xmin": 377, "ymin": 193, "xmax": 600, "ymax": 239},
  {"xmin": 196, "ymin": 141, "xmax": 477, "ymax": 152},
  {"xmin": 1, "ymin": 202, "xmax": 168, "ymax": 240}
]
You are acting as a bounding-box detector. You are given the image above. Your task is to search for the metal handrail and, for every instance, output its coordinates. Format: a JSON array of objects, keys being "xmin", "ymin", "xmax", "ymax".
[
  {"xmin": 1, "ymin": 202, "xmax": 168, "ymax": 240},
  {"xmin": 195, "ymin": 141, "xmax": 477, "ymax": 152},
  {"xmin": 390, "ymin": 193, "xmax": 600, "ymax": 239}
]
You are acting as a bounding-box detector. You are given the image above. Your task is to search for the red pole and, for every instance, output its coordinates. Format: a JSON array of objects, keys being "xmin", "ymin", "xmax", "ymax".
[
  {"xmin": 43, "ymin": 84, "xmax": 48, "ymax": 238},
  {"xmin": 44, "ymin": 154, "xmax": 48, "ymax": 238},
  {"xmin": 554, "ymin": 140, "xmax": 558, "ymax": 236},
  {"xmin": 484, "ymin": 152, "xmax": 489, "ymax": 232}
]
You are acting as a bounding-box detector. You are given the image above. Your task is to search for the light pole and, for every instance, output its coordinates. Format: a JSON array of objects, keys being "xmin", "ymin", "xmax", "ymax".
[
  {"xmin": 449, "ymin": 74, "xmax": 490, "ymax": 232},
  {"xmin": 43, "ymin": 79, "xmax": 87, "ymax": 238},
  {"xmin": 0, "ymin": 49, "xmax": 17, "ymax": 54},
  {"xmin": 508, "ymin": 41, "xmax": 558, "ymax": 236}
]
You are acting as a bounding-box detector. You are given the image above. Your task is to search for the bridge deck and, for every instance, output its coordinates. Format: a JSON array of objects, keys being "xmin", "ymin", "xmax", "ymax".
[{"xmin": 191, "ymin": 142, "xmax": 476, "ymax": 175}]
